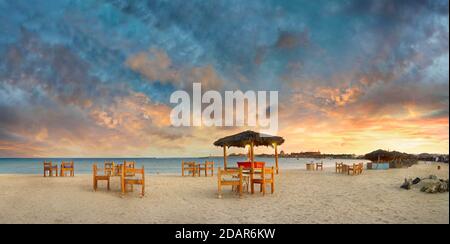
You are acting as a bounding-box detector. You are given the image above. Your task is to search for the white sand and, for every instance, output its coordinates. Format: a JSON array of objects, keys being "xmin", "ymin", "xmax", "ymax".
[{"xmin": 0, "ymin": 162, "xmax": 448, "ymax": 224}]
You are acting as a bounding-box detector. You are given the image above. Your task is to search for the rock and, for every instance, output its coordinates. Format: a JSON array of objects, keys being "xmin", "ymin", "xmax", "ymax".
[
  {"xmin": 412, "ymin": 177, "xmax": 421, "ymax": 185},
  {"xmin": 420, "ymin": 180, "xmax": 449, "ymax": 193},
  {"xmin": 400, "ymin": 178, "xmax": 412, "ymax": 190},
  {"xmin": 438, "ymin": 181, "xmax": 448, "ymax": 193},
  {"xmin": 402, "ymin": 177, "xmax": 449, "ymax": 193}
]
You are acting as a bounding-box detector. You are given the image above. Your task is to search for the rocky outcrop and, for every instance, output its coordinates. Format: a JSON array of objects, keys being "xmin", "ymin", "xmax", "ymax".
[
  {"xmin": 400, "ymin": 175, "xmax": 449, "ymax": 194},
  {"xmin": 420, "ymin": 179, "xmax": 449, "ymax": 193}
]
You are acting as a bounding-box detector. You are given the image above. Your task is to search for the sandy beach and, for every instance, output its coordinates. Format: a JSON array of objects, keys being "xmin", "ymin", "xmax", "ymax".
[{"xmin": 0, "ymin": 162, "xmax": 448, "ymax": 224}]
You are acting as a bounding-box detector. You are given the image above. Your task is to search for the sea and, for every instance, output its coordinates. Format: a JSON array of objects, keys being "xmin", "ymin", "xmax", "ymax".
[{"xmin": 0, "ymin": 157, "xmax": 370, "ymax": 175}]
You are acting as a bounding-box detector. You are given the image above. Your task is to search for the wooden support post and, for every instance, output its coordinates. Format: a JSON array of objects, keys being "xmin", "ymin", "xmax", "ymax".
[
  {"xmin": 223, "ymin": 146, "xmax": 227, "ymax": 170},
  {"xmin": 274, "ymin": 143, "xmax": 279, "ymax": 174},
  {"xmin": 250, "ymin": 142, "xmax": 254, "ymax": 169},
  {"xmin": 250, "ymin": 142, "xmax": 255, "ymax": 194}
]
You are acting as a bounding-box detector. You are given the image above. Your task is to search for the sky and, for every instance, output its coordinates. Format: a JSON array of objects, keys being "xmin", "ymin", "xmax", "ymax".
[{"xmin": 0, "ymin": 0, "xmax": 448, "ymax": 157}]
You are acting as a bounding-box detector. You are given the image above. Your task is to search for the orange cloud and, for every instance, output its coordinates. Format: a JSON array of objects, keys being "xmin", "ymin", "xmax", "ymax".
[
  {"xmin": 126, "ymin": 48, "xmax": 180, "ymax": 83},
  {"xmin": 126, "ymin": 48, "xmax": 225, "ymax": 90}
]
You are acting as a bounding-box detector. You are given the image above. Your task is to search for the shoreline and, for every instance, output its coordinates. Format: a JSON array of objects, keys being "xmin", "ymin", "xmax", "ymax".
[{"xmin": 0, "ymin": 162, "xmax": 448, "ymax": 224}]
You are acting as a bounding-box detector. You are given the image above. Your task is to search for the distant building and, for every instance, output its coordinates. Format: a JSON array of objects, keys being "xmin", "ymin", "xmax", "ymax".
[{"xmin": 291, "ymin": 151, "xmax": 321, "ymax": 157}]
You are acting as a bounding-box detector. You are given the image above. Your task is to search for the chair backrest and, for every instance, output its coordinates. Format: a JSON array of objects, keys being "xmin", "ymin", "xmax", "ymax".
[
  {"xmin": 263, "ymin": 167, "xmax": 275, "ymax": 180},
  {"xmin": 122, "ymin": 164, "xmax": 144, "ymax": 178},
  {"xmin": 183, "ymin": 161, "xmax": 196, "ymax": 167},
  {"xmin": 124, "ymin": 161, "xmax": 135, "ymax": 168},
  {"xmin": 62, "ymin": 161, "xmax": 74, "ymax": 168},
  {"xmin": 44, "ymin": 161, "xmax": 52, "ymax": 168}
]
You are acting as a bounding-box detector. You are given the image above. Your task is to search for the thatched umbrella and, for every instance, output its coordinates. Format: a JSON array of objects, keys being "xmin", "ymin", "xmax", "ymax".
[{"xmin": 213, "ymin": 130, "xmax": 285, "ymax": 174}]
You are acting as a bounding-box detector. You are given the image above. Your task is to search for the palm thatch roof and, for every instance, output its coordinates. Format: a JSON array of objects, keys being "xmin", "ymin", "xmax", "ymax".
[
  {"xmin": 363, "ymin": 149, "xmax": 418, "ymax": 162},
  {"xmin": 213, "ymin": 130, "xmax": 285, "ymax": 148}
]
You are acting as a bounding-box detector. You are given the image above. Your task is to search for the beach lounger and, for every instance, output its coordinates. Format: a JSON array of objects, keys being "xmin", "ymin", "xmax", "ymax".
[
  {"xmin": 181, "ymin": 161, "xmax": 197, "ymax": 177},
  {"xmin": 217, "ymin": 167, "xmax": 243, "ymax": 198},
  {"xmin": 251, "ymin": 166, "xmax": 275, "ymax": 195},
  {"xmin": 43, "ymin": 161, "xmax": 58, "ymax": 177},
  {"xmin": 121, "ymin": 165, "xmax": 145, "ymax": 197},
  {"xmin": 93, "ymin": 164, "xmax": 110, "ymax": 191},
  {"xmin": 60, "ymin": 161, "xmax": 74, "ymax": 177}
]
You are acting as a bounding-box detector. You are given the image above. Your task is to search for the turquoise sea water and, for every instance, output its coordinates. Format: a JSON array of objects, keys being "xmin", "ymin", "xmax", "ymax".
[{"xmin": 0, "ymin": 157, "xmax": 369, "ymax": 175}]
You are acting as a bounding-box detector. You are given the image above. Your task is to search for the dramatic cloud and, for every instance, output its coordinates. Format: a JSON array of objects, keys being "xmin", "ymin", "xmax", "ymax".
[{"xmin": 0, "ymin": 0, "xmax": 448, "ymax": 156}]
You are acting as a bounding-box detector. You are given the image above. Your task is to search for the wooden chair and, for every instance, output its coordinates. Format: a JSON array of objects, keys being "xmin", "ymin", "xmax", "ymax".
[
  {"xmin": 181, "ymin": 161, "xmax": 197, "ymax": 177},
  {"xmin": 251, "ymin": 167, "xmax": 275, "ymax": 195},
  {"xmin": 335, "ymin": 162, "xmax": 343, "ymax": 173},
  {"xmin": 104, "ymin": 161, "xmax": 114, "ymax": 176},
  {"xmin": 43, "ymin": 161, "xmax": 58, "ymax": 177},
  {"xmin": 217, "ymin": 167, "xmax": 243, "ymax": 198},
  {"xmin": 347, "ymin": 163, "xmax": 356, "ymax": 176},
  {"xmin": 124, "ymin": 161, "xmax": 135, "ymax": 168},
  {"xmin": 121, "ymin": 164, "xmax": 145, "ymax": 197},
  {"xmin": 198, "ymin": 161, "xmax": 214, "ymax": 176},
  {"xmin": 316, "ymin": 162, "xmax": 323, "ymax": 171},
  {"xmin": 124, "ymin": 161, "xmax": 136, "ymax": 177},
  {"xmin": 356, "ymin": 163, "xmax": 364, "ymax": 175},
  {"xmin": 93, "ymin": 164, "xmax": 110, "ymax": 191},
  {"xmin": 360, "ymin": 163, "xmax": 364, "ymax": 174},
  {"xmin": 60, "ymin": 161, "xmax": 74, "ymax": 177}
]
